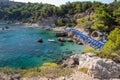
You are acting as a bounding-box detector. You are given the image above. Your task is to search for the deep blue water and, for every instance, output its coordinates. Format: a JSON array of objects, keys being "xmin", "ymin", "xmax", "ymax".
[{"xmin": 0, "ymin": 24, "xmax": 86, "ymax": 69}]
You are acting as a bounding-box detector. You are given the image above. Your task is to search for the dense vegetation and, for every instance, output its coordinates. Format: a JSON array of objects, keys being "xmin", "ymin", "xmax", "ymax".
[
  {"xmin": 0, "ymin": 1, "xmax": 120, "ymax": 27},
  {"xmin": 0, "ymin": 1, "xmax": 92, "ymax": 21},
  {"xmin": 0, "ymin": 62, "xmax": 73, "ymax": 78},
  {"xmin": 101, "ymin": 28, "xmax": 120, "ymax": 62},
  {"xmin": 74, "ymin": 2, "xmax": 120, "ymax": 62}
]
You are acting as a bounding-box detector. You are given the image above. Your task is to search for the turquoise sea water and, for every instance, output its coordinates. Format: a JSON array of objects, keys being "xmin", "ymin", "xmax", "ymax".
[{"xmin": 0, "ymin": 24, "xmax": 86, "ymax": 69}]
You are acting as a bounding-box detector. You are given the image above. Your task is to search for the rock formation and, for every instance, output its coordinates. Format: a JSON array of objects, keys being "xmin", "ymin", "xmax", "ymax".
[
  {"xmin": 62, "ymin": 53, "xmax": 120, "ymax": 79},
  {"xmin": 0, "ymin": 72, "xmax": 21, "ymax": 80},
  {"xmin": 58, "ymin": 37, "xmax": 66, "ymax": 42},
  {"xmin": 37, "ymin": 38, "xmax": 43, "ymax": 43},
  {"xmin": 56, "ymin": 32, "xmax": 68, "ymax": 37}
]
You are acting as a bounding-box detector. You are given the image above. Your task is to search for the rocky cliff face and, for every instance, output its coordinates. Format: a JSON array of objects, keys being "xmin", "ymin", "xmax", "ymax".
[
  {"xmin": 0, "ymin": 72, "xmax": 21, "ymax": 80},
  {"xmin": 63, "ymin": 53, "xmax": 120, "ymax": 79}
]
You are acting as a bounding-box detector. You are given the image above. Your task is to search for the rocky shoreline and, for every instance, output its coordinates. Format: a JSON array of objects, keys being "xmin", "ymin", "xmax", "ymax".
[
  {"xmin": 0, "ymin": 24, "xmax": 120, "ymax": 80},
  {"xmin": 0, "ymin": 53, "xmax": 120, "ymax": 80},
  {"xmin": 62, "ymin": 53, "xmax": 120, "ymax": 79},
  {"xmin": 53, "ymin": 28, "xmax": 120, "ymax": 79},
  {"xmin": 52, "ymin": 27, "xmax": 86, "ymax": 46}
]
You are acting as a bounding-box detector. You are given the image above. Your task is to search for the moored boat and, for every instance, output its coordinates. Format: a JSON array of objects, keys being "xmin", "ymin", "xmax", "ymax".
[{"xmin": 48, "ymin": 39, "xmax": 55, "ymax": 42}]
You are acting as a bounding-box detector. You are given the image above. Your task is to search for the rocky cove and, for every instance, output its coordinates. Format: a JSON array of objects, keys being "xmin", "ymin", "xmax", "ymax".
[
  {"xmin": 62, "ymin": 53, "xmax": 120, "ymax": 79},
  {"xmin": 0, "ymin": 25, "xmax": 120, "ymax": 80},
  {"xmin": 0, "ymin": 24, "xmax": 85, "ymax": 66},
  {"xmin": 0, "ymin": 0, "xmax": 120, "ymax": 79}
]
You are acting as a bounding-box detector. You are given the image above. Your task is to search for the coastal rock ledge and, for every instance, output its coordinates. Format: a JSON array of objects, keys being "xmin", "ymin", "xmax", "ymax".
[
  {"xmin": 63, "ymin": 53, "xmax": 120, "ymax": 79},
  {"xmin": 0, "ymin": 53, "xmax": 120, "ymax": 80}
]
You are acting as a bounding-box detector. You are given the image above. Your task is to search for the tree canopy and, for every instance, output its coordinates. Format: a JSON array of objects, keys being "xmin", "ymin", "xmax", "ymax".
[
  {"xmin": 0, "ymin": 1, "xmax": 120, "ymax": 28},
  {"xmin": 103, "ymin": 28, "xmax": 120, "ymax": 55},
  {"xmin": 0, "ymin": 1, "xmax": 93, "ymax": 22},
  {"xmin": 113, "ymin": 7, "xmax": 120, "ymax": 25}
]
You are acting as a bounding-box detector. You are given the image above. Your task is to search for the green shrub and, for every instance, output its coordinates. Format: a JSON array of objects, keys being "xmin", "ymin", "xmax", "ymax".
[
  {"xmin": 78, "ymin": 18, "xmax": 92, "ymax": 29},
  {"xmin": 41, "ymin": 62, "xmax": 58, "ymax": 68},
  {"xmin": 78, "ymin": 67, "xmax": 88, "ymax": 74},
  {"xmin": 102, "ymin": 28, "xmax": 120, "ymax": 54},
  {"xmin": 97, "ymin": 52, "xmax": 120, "ymax": 62},
  {"xmin": 0, "ymin": 67, "xmax": 16, "ymax": 74},
  {"xmin": 55, "ymin": 21, "xmax": 65, "ymax": 26},
  {"xmin": 0, "ymin": 62, "xmax": 73, "ymax": 78},
  {"xmin": 66, "ymin": 23, "xmax": 76, "ymax": 27},
  {"xmin": 84, "ymin": 47, "xmax": 99, "ymax": 53},
  {"xmin": 101, "ymin": 28, "xmax": 120, "ymax": 62},
  {"xmin": 91, "ymin": 23, "xmax": 108, "ymax": 31}
]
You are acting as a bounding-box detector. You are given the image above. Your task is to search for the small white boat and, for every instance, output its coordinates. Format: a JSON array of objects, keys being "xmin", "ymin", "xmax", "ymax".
[{"xmin": 48, "ymin": 39, "xmax": 55, "ymax": 42}]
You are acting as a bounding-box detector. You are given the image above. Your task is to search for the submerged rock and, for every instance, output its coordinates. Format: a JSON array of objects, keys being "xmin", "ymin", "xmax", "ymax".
[
  {"xmin": 60, "ymin": 42, "xmax": 64, "ymax": 46},
  {"xmin": 1, "ymin": 26, "xmax": 10, "ymax": 31},
  {"xmin": 58, "ymin": 37, "xmax": 66, "ymax": 42},
  {"xmin": 65, "ymin": 50, "xmax": 72, "ymax": 54},
  {"xmin": 37, "ymin": 38, "xmax": 43, "ymax": 43},
  {"xmin": 45, "ymin": 27, "xmax": 52, "ymax": 31},
  {"xmin": 2, "ymin": 27, "xmax": 5, "ymax": 30},
  {"xmin": 5, "ymin": 26, "xmax": 9, "ymax": 29},
  {"xmin": 77, "ymin": 42, "xmax": 83, "ymax": 45}
]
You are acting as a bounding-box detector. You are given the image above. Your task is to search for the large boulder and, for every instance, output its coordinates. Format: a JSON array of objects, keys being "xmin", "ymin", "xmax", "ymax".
[
  {"xmin": 55, "ymin": 32, "xmax": 67, "ymax": 37},
  {"xmin": 58, "ymin": 37, "xmax": 66, "ymax": 42},
  {"xmin": 66, "ymin": 38, "xmax": 73, "ymax": 42},
  {"xmin": 88, "ymin": 59, "xmax": 120, "ymax": 78},
  {"xmin": 12, "ymin": 74, "xmax": 21, "ymax": 80},
  {"xmin": 5, "ymin": 26, "xmax": 9, "ymax": 29},
  {"xmin": 62, "ymin": 54, "xmax": 80, "ymax": 68},
  {"xmin": 78, "ymin": 53, "xmax": 120, "ymax": 79},
  {"xmin": 65, "ymin": 50, "xmax": 72, "ymax": 54},
  {"xmin": 37, "ymin": 38, "xmax": 43, "ymax": 43},
  {"xmin": 60, "ymin": 42, "xmax": 64, "ymax": 46},
  {"xmin": 0, "ymin": 72, "xmax": 21, "ymax": 80},
  {"xmin": 77, "ymin": 42, "xmax": 83, "ymax": 45}
]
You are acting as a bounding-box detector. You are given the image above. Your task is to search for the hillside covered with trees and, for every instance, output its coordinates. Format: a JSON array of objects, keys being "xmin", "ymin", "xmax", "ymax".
[{"xmin": 0, "ymin": 1, "xmax": 119, "ymax": 26}]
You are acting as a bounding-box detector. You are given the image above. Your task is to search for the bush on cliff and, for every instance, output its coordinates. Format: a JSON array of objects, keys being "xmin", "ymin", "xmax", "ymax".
[
  {"xmin": 91, "ymin": 23, "xmax": 108, "ymax": 31},
  {"xmin": 101, "ymin": 28, "xmax": 120, "ymax": 62},
  {"xmin": 55, "ymin": 21, "xmax": 65, "ymax": 26},
  {"xmin": 113, "ymin": 7, "xmax": 120, "ymax": 25},
  {"xmin": 85, "ymin": 28, "xmax": 120, "ymax": 62},
  {"xmin": 78, "ymin": 18, "xmax": 92, "ymax": 29},
  {"xmin": 79, "ymin": 68, "xmax": 88, "ymax": 74},
  {"xmin": 84, "ymin": 47, "xmax": 99, "ymax": 53},
  {"xmin": 0, "ymin": 62, "xmax": 73, "ymax": 78},
  {"xmin": 102, "ymin": 28, "xmax": 120, "ymax": 54}
]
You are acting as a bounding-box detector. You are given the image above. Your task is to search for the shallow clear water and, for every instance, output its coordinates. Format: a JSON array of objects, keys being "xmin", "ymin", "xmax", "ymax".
[{"xmin": 0, "ymin": 24, "xmax": 86, "ymax": 69}]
